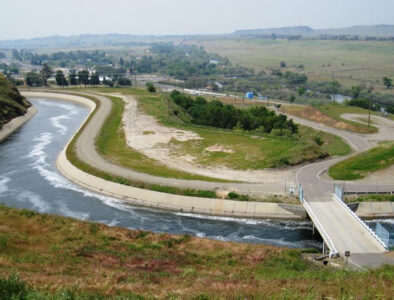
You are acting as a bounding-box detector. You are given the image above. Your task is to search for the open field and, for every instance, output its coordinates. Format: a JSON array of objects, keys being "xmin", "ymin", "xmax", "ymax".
[
  {"xmin": 281, "ymin": 104, "xmax": 378, "ymax": 133},
  {"xmin": 94, "ymin": 87, "xmax": 350, "ymax": 169},
  {"xmin": 190, "ymin": 38, "xmax": 394, "ymax": 92},
  {"xmin": 0, "ymin": 205, "xmax": 393, "ymax": 299},
  {"xmin": 329, "ymin": 141, "xmax": 394, "ymax": 180}
]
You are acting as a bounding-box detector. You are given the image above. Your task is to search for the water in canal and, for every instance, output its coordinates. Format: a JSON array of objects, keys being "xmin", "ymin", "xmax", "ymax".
[{"xmin": 0, "ymin": 98, "xmax": 391, "ymax": 249}]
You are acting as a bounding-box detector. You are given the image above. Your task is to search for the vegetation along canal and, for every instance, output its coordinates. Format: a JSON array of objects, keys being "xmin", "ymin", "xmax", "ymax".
[{"xmin": 0, "ymin": 98, "xmax": 392, "ymax": 249}]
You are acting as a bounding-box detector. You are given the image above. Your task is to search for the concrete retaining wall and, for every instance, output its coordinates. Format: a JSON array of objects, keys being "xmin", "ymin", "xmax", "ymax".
[
  {"xmin": 355, "ymin": 202, "xmax": 394, "ymax": 219},
  {"xmin": 0, "ymin": 106, "xmax": 37, "ymax": 143}
]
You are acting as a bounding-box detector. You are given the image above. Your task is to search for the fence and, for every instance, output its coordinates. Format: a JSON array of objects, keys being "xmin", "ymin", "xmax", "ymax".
[{"xmin": 333, "ymin": 185, "xmax": 387, "ymax": 250}]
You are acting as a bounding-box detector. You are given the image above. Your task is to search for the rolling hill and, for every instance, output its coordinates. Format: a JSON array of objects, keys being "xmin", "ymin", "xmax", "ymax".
[{"xmin": 0, "ymin": 73, "xmax": 31, "ymax": 129}]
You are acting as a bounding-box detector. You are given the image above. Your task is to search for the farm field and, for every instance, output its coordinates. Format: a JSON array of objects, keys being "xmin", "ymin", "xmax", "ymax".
[{"xmin": 190, "ymin": 38, "xmax": 394, "ymax": 92}]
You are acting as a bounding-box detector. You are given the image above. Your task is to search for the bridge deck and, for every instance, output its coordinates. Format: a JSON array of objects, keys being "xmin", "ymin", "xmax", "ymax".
[{"xmin": 303, "ymin": 196, "xmax": 391, "ymax": 268}]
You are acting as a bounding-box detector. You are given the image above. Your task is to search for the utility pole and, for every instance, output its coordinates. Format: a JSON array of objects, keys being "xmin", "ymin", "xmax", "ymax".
[
  {"xmin": 368, "ymin": 93, "xmax": 372, "ymax": 128},
  {"xmin": 331, "ymin": 71, "xmax": 335, "ymax": 104}
]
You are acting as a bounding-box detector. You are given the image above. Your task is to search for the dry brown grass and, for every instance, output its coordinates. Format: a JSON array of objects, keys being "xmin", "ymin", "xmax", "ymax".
[{"xmin": 0, "ymin": 205, "xmax": 393, "ymax": 299}]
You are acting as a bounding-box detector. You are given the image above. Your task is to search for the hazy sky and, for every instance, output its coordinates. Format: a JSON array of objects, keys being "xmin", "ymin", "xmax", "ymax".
[{"xmin": 0, "ymin": 0, "xmax": 393, "ymax": 40}]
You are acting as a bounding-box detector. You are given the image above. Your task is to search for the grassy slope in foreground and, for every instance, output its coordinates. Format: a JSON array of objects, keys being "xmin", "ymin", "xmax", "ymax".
[
  {"xmin": 281, "ymin": 104, "xmax": 378, "ymax": 134},
  {"xmin": 0, "ymin": 205, "xmax": 393, "ymax": 299},
  {"xmin": 329, "ymin": 141, "xmax": 394, "ymax": 180},
  {"xmin": 0, "ymin": 74, "xmax": 31, "ymax": 129},
  {"xmin": 94, "ymin": 87, "xmax": 350, "ymax": 169}
]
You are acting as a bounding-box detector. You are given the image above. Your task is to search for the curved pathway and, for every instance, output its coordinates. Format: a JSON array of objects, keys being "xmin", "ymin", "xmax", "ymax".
[{"xmin": 23, "ymin": 90, "xmax": 394, "ymax": 198}]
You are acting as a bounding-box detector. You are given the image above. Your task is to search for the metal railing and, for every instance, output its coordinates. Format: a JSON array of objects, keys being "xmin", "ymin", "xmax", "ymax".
[
  {"xmin": 300, "ymin": 186, "xmax": 338, "ymax": 258},
  {"xmin": 332, "ymin": 193, "xmax": 388, "ymax": 250},
  {"xmin": 303, "ymin": 200, "xmax": 338, "ymax": 257}
]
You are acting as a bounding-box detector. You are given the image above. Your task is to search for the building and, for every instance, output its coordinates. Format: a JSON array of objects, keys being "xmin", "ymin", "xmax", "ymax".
[{"xmin": 245, "ymin": 92, "xmax": 254, "ymax": 99}]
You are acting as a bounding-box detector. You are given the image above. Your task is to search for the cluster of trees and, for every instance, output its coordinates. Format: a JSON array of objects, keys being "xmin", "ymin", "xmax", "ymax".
[
  {"xmin": 347, "ymin": 98, "xmax": 380, "ymax": 111},
  {"xmin": 12, "ymin": 49, "xmax": 113, "ymax": 67},
  {"xmin": 170, "ymin": 90, "xmax": 298, "ymax": 134},
  {"xmin": 126, "ymin": 43, "xmax": 253, "ymax": 80},
  {"xmin": 25, "ymin": 63, "xmax": 52, "ymax": 87}
]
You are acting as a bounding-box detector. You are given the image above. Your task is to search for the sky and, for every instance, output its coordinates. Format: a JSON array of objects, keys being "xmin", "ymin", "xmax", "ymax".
[{"xmin": 0, "ymin": 0, "xmax": 393, "ymax": 40}]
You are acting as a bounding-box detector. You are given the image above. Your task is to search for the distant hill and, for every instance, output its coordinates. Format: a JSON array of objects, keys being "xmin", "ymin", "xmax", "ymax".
[
  {"xmin": 0, "ymin": 73, "xmax": 31, "ymax": 129},
  {"xmin": 234, "ymin": 25, "xmax": 394, "ymax": 37},
  {"xmin": 0, "ymin": 25, "xmax": 393, "ymax": 49},
  {"xmin": 0, "ymin": 33, "xmax": 157, "ymax": 49}
]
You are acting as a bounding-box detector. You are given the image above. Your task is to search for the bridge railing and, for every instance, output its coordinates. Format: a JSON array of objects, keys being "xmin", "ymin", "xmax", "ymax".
[
  {"xmin": 300, "ymin": 184, "xmax": 338, "ymax": 258},
  {"xmin": 333, "ymin": 185, "xmax": 387, "ymax": 250}
]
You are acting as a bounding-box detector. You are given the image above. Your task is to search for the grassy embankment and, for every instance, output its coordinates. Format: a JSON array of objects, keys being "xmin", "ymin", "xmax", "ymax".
[
  {"xmin": 0, "ymin": 74, "xmax": 31, "ymax": 129},
  {"xmin": 329, "ymin": 141, "xmax": 394, "ymax": 180},
  {"xmin": 95, "ymin": 87, "xmax": 350, "ymax": 169},
  {"xmin": 346, "ymin": 194, "xmax": 394, "ymax": 204},
  {"xmin": 65, "ymin": 92, "xmax": 230, "ymax": 200},
  {"xmin": 281, "ymin": 103, "xmax": 378, "ymax": 133},
  {"xmin": 66, "ymin": 91, "xmax": 299, "ymax": 202},
  {"xmin": 0, "ymin": 205, "xmax": 393, "ymax": 299}
]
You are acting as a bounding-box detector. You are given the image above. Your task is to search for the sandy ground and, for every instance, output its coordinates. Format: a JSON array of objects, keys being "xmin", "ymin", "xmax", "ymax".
[
  {"xmin": 0, "ymin": 107, "xmax": 37, "ymax": 143},
  {"xmin": 118, "ymin": 93, "xmax": 296, "ymax": 184}
]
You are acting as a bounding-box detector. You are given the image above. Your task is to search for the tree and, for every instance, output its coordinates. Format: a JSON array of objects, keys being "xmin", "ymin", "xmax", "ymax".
[
  {"xmin": 25, "ymin": 71, "xmax": 43, "ymax": 87},
  {"xmin": 289, "ymin": 94, "xmax": 296, "ymax": 105},
  {"xmin": 146, "ymin": 82, "xmax": 156, "ymax": 92},
  {"xmin": 55, "ymin": 70, "xmax": 68, "ymax": 87},
  {"xmin": 383, "ymin": 77, "xmax": 393, "ymax": 89},
  {"xmin": 69, "ymin": 70, "xmax": 77, "ymax": 86},
  {"xmin": 12, "ymin": 49, "xmax": 21, "ymax": 61},
  {"xmin": 350, "ymin": 85, "xmax": 362, "ymax": 99},
  {"xmin": 280, "ymin": 61, "xmax": 286, "ymax": 68},
  {"xmin": 90, "ymin": 73, "xmax": 100, "ymax": 86},
  {"xmin": 297, "ymin": 87, "xmax": 306, "ymax": 96},
  {"xmin": 78, "ymin": 70, "xmax": 89, "ymax": 87},
  {"xmin": 40, "ymin": 63, "xmax": 53, "ymax": 86},
  {"xmin": 103, "ymin": 78, "xmax": 114, "ymax": 87},
  {"xmin": 118, "ymin": 77, "xmax": 131, "ymax": 86}
]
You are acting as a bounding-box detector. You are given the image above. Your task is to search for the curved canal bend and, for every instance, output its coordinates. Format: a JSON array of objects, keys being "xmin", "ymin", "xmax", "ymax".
[{"xmin": 0, "ymin": 98, "xmax": 392, "ymax": 249}]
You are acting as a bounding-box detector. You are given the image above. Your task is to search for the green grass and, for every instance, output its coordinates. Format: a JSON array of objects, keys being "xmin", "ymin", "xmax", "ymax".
[
  {"xmin": 192, "ymin": 38, "xmax": 394, "ymax": 92},
  {"xmin": 329, "ymin": 141, "xmax": 394, "ymax": 180},
  {"xmin": 0, "ymin": 205, "xmax": 393, "ymax": 299},
  {"xmin": 95, "ymin": 95, "xmax": 223, "ymax": 181},
  {"xmin": 346, "ymin": 194, "xmax": 394, "ymax": 204},
  {"xmin": 282, "ymin": 103, "xmax": 378, "ymax": 133},
  {"xmin": 64, "ymin": 92, "xmax": 231, "ymax": 200},
  {"xmin": 91, "ymin": 87, "xmax": 350, "ymax": 169},
  {"xmin": 0, "ymin": 74, "xmax": 31, "ymax": 129}
]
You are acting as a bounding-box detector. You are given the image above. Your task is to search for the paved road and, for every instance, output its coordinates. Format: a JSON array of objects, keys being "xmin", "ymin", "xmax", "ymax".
[
  {"xmin": 27, "ymin": 90, "xmax": 394, "ymax": 197},
  {"xmin": 72, "ymin": 92, "xmax": 289, "ymax": 195}
]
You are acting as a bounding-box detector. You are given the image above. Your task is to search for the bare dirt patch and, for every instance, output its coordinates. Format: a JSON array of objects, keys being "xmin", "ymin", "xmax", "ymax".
[
  {"xmin": 115, "ymin": 93, "xmax": 296, "ymax": 185},
  {"xmin": 205, "ymin": 144, "xmax": 235, "ymax": 154}
]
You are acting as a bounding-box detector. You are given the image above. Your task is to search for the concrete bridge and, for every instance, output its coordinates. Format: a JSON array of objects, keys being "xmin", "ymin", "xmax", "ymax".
[{"xmin": 300, "ymin": 185, "xmax": 393, "ymax": 269}]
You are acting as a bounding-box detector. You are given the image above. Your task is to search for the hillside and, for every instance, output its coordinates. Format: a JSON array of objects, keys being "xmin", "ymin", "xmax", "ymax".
[
  {"xmin": 0, "ymin": 205, "xmax": 392, "ymax": 299},
  {"xmin": 0, "ymin": 73, "xmax": 31, "ymax": 129},
  {"xmin": 234, "ymin": 24, "xmax": 394, "ymax": 37}
]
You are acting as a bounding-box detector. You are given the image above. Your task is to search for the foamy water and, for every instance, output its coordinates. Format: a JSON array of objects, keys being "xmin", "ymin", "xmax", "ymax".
[{"xmin": 0, "ymin": 98, "xmax": 391, "ymax": 249}]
